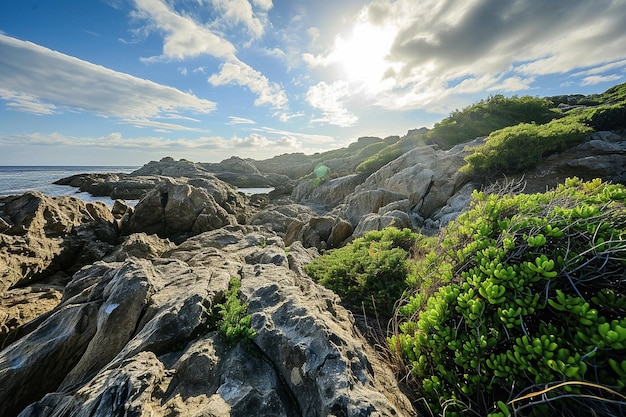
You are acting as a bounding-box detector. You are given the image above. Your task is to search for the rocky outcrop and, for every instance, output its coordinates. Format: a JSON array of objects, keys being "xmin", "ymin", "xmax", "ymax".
[
  {"xmin": 521, "ymin": 130, "xmax": 626, "ymax": 192},
  {"xmin": 200, "ymin": 156, "xmax": 292, "ymax": 187},
  {"xmin": 122, "ymin": 177, "xmax": 248, "ymax": 243},
  {"xmin": 54, "ymin": 172, "xmax": 160, "ymax": 200},
  {"xmin": 292, "ymin": 174, "xmax": 367, "ymax": 207},
  {"xmin": 0, "ymin": 192, "xmax": 116, "ymax": 292},
  {"xmin": 0, "ymin": 192, "xmax": 118, "ymax": 346},
  {"xmin": 0, "ymin": 227, "xmax": 415, "ymax": 417}
]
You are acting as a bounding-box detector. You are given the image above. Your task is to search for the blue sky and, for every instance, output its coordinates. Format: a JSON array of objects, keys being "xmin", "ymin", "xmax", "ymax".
[{"xmin": 1, "ymin": 0, "xmax": 626, "ymax": 166}]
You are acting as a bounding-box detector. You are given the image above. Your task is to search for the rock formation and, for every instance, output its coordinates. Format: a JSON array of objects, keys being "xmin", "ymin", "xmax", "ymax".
[
  {"xmin": 0, "ymin": 192, "xmax": 117, "ymax": 346},
  {"xmin": 3, "ymin": 110, "xmax": 626, "ymax": 416},
  {"xmin": 0, "ymin": 226, "xmax": 415, "ymax": 417}
]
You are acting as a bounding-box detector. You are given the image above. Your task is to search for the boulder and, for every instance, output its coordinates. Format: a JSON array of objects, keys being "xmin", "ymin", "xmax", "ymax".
[
  {"xmin": 353, "ymin": 210, "xmax": 412, "ymax": 237},
  {"xmin": 103, "ymin": 233, "xmax": 175, "ymax": 262},
  {"xmin": 248, "ymin": 203, "xmax": 314, "ymax": 234},
  {"xmin": 0, "ymin": 192, "xmax": 116, "ymax": 293},
  {"xmin": 1, "ymin": 229, "xmax": 415, "ymax": 417},
  {"xmin": 122, "ymin": 178, "xmax": 240, "ymax": 243},
  {"xmin": 336, "ymin": 188, "xmax": 408, "ymax": 227}
]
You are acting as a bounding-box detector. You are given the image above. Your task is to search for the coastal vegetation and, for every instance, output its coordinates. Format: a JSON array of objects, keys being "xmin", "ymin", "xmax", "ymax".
[
  {"xmin": 310, "ymin": 178, "xmax": 626, "ymax": 416},
  {"xmin": 305, "ymin": 83, "xmax": 626, "ymax": 416}
]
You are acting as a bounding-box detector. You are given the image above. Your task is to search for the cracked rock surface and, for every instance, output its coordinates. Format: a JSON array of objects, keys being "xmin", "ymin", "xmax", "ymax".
[{"xmin": 1, "ymin": 226, "xmax": 415, "ymax": 417}]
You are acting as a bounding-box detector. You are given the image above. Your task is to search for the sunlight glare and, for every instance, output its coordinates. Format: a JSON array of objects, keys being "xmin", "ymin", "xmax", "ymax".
[{"xmin": 329, "ymin": 23, "xmax": 398, "ymax": 93}]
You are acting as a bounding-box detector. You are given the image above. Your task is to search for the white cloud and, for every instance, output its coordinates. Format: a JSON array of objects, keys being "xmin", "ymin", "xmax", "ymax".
[
  {"xmin": 487, "ymin": 77, "xmax": 535, "ymax": 93},
  {"xmin": 133, "ymin": 0, "xmax": 237, "ymax": 62},
  {"xmin": 252, "ymin": 0, "xmax": 273, "ymax": 11},
  {"xmin": 277, "ymin": 111, "xmax": 305, "ymax": 123},
  {"xmin": 206, "ymin": 0, "xmax": 271, "ymax": 39},
  {"xmin": 132, "ymin": 0, "xmax": 288, "ymax": 111},
  {"xmin": 208, "ymin": 59, "xmax": 288, "ymax": 109},
  {"xmin": 308, "ymin": 0, "xmax": 626, "ymax": 111},
  {"xmin": 228, "ymin": 116, "xmax": 256, "ymax": 125},
  {"xmin": 0, "ymin": 89, "xmax": 58, "ymax": 115},
  {"xmin": 306, "ymin": 81, "xmax": 358, "ymax": 127},
  {"xmin": 232, "ymin": 133, "xmax": 272, "ymax": 147},
  {"xmin": 0, "ymin": 34, "xmax": 216, "ymax": 119},
  {"xmin": 581, "ymin": 74, "xmax": 624, "ymax": 86}
]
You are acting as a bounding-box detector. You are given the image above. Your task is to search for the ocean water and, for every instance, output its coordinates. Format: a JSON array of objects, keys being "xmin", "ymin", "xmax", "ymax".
[
  {"xmin": 0, "ymin": 166, "xmax": 275, "ymax": 207},
  {"xmin": 0, "ymin": 166, "xmax": 138, "ymax": 206}
]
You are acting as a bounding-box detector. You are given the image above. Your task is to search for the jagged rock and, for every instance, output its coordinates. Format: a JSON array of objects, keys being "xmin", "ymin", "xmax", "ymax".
[
  {"xmin": 0, "ymin": 192, "xmax": 116, "ymax": 293},
  {"xmin": 111, "ymin": 199, "xmax": 132, "ymax": 219},
  {"xmin": 103, "ymin": 233, "xmax": 175, "ymax": 262},
  {"xmin": 521, "ymin": 130, "xmax": 626, "ymax": 192},
  {"xmin": 354, "ymin": 139, "xmax": 482, "ymax": 219},
  {"xmin": 0, "ymin": 192, "xmax": 118, "ymax": 347},
  {"xmin": 200, "ymin": 156, "xmax": 292, "ymax": 187},
  {"xmin": 283, "ymin": 215, "xmax": 355, "ymax": 251},
  {"xmin": 336, "ymin": 188, "xmax": 408, "ymax": 227},
  {"xmin": 248, "ymin": 203, "xmax": 314, "ymax": 234},
  {"xmin": 0, "ymin": 286, "xmax": 63, "ymax": 349},
  {"xmin": 122, "ymin": 178, "xmax": 241, "ymax": 243},
  {"xmin": 1, "ymin": 229, "xmax": 415, "ymax": 417},
  {"xmin": 328, "ymin": 219, "xmax": 353, "ymax": 248},
  {"xmin": 430, "ymin": 182, "xmax": 476, "ymax": 227},
  {"xmin": 353, "ymin": 210, "xmax": 413, "ymax": 237}
]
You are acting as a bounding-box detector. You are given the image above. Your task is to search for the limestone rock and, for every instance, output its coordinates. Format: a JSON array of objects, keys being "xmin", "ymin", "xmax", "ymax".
[
  {"xmin": 248, "ymin": 203, "xmax": 314, "ymax": 234},
  {"xmin": 353, "ymin": 210, "xmax": 412, "ymax": 237},
  {"xmin": 123, "ymin": 178, "xmax": 240, "ymax": 243},
  {"xmin": 1, "ymin": 229, "xmax": 415, "ymax": 417},
  {"xmin": 337, "ymin": 188, "xmax": 408, "ymax": 227},
  {"xmin": 0, "ymin": 192, "xmax": 116, "ymax": 293},
  {"xmin": 103, "ymin": 232, "xmax": 175, "ymax": 262}
]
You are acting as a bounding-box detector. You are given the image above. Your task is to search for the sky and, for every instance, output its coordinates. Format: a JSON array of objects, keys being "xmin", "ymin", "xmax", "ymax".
[{"xmin": 1, "ymin": 0, "xmax": 626, "ymax": 166}]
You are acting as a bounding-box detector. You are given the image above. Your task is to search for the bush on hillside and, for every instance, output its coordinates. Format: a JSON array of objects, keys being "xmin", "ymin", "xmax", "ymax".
[
  {"xmin": 389, "ymin": 178, "xmax": 626, "ymax": 417},
  {"xmin": 426, "ymin": 95, "xmax": 559, "ymax": 149},
  {"xmin": 461, "ymin": 117, "xmax": 592, "ymax": 176},
  {"xmin": 304, "ymin": 228, "xmax": 419, "ymax": 316}
]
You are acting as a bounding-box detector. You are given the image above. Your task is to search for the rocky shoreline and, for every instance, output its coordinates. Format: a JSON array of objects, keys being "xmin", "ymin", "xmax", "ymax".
[{"xmin": 1, "ymin": 129, "xmax": 625, "ymax": 416}]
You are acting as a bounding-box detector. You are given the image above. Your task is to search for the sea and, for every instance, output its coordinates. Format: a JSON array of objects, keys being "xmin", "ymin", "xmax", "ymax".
[
  {"xmin": 0, "ymin": 166, "xmax": 139, "ymax": 207},
  {"xmin": 0, "ymin": 166, "xmax": 274, "ymax": 207}
]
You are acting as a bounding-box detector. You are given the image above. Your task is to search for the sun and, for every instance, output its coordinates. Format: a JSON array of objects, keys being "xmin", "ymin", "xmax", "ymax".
[{"xmin": 328, "ymin": 22, "xmax": 398, "ymax": 93}]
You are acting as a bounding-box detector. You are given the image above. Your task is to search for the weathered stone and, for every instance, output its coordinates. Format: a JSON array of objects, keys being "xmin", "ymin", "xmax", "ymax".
[
  {"xmin": 123, "ymin": 179, "xmax": 239, "ymax": 243},
  {"xmin": 2, "ymin": 230, "xmax": 415, "ymax": 417},
  {"xmin": 0, "ymin": 192, "xmax": 116, "ymax": 293},
  {"xmin": 353, "ymin": 210, "xmax": 412, "ymax": 237}
]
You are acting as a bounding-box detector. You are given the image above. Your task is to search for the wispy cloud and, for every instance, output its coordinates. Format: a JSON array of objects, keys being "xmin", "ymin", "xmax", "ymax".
[
  {"xmin": 306, "ymin": 81, "xmax": 358, "ymax": 127},
  {"xmin": 208, "ymin": 58, "xmax": 288, "ymax": 109},
  {"xmin": 132, "ymin": 0, "xmax": 288, "ymax": 111},
  {"xmin": 581, "ymin": 74, "xmax": 624, "ymax": 86},
  {"xmin": 228, "ymin": 116, "xmax": 256, "ymax": 125},
  {"xmin": 0, "ymin": 34, "xmax": 216, "ymax": 120},
  {"xmin": 206, "ymin": 0, "xmax": 272, "ymax": 39}
]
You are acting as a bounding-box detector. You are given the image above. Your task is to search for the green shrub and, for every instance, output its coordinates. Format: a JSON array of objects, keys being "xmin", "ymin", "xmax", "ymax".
[
  {"xmin": 390, "ymin": 178, "xmax": 626, "ymax": 417},
  {"xmin": 216, "ymin": 278, "xmax": 256, "ymax": 345},
  {"xmin": 305, "ymin": 228, "xmax": 418, "ymax": 316},
  {"xmin": 462, "ymin": 117, "xmax": 592, "ymax": 175},
  {"xmin": 426, "ymin": 95, "xmax": 559, "ymax": 149}
]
